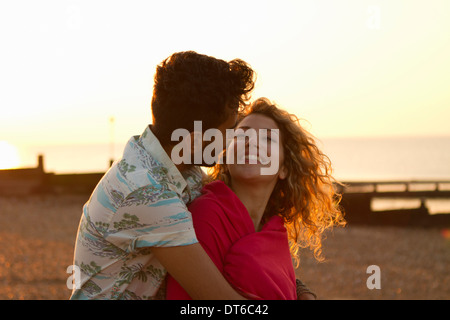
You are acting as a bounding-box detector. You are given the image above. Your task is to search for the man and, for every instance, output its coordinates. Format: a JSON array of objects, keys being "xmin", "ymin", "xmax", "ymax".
[{"xmin": 71, "ymin": 51, "xmax": 255, "ymax": 299}]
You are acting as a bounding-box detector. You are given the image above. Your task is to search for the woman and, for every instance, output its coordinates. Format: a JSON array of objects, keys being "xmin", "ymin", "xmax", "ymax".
[{"xmin": 167, "ymin": 98, "xmax": 345, "ymax": 299}]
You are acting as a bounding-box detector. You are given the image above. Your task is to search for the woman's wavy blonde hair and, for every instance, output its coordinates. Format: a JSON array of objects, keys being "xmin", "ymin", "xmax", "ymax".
[{"xmin": 207, "ymin": 97, "xmax": 346, "ymax": 266}]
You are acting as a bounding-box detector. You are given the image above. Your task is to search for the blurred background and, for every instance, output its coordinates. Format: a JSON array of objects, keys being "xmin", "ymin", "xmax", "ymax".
[
  {"xmin": 0, "ymin": 0, "xmax": 449, "ymax": 299},
  {"xmin": 1, "ymin": 0, "xmax": 449, "ymax": 178}
]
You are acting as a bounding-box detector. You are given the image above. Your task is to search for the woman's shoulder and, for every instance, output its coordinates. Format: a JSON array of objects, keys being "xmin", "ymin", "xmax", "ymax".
[
  {"xmin": 188, "ymin": 181, "xmax": 228, "ymax": 216},
  {"xmin": 188, "ymin": 180, "xmax": 253, "ymax": 233},
  {"xmin": 202, "ymin": 179, "xmax": 233, "ymax": 195},
  {"xmin": 191, "ymin": 180, "xmax": 235, "ymax": 207}
]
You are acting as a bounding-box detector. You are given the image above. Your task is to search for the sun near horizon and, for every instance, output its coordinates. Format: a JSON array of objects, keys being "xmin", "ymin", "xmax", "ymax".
[{"xmin": 0, "ymin": 141, "xmax": 21, "ymax": 170}]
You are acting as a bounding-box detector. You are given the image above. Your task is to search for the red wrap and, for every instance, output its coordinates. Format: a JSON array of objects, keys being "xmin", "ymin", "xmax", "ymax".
[{"xmin": 166, "ymin": 180, "xmax": 297, "ymax": 300}]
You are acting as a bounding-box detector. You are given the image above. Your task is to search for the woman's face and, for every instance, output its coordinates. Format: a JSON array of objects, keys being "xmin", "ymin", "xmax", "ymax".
[{"xmin": 225, "ymin": 113, "xmax": 287, "ymax": 184}]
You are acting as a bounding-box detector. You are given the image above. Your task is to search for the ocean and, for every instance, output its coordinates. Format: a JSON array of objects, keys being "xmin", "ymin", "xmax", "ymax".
[
  {"xmin": 320, "ymin": 136, "xmax": 450, "ymax": 215},
  {"xmin": 15, "ymin": 136, "xmax": 450, "ymax": 214},
  {"xmin": 319, "ymin": 136, "xmax": 450, "ymax": 182}
]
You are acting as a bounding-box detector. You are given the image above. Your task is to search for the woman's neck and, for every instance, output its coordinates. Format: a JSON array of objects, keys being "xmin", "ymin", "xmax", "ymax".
[{"xmin": 230, "ymin": 180, "xmax": 276, "ymax": 231}]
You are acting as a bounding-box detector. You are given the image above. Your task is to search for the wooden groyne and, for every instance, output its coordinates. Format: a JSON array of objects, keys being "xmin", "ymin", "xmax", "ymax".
[
  {"xmin": 340, "ymin": 181, "xmax": 450, "ymax": 227},
  {"xmin": 0, "ymin": 155, "xmax": 103, "ymax": 195}
]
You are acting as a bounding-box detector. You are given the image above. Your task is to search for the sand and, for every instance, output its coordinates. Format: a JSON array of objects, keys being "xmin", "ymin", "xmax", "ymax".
[{"xmin": 0, "ymin": 194, "xmax": 448, "ymax": 300}]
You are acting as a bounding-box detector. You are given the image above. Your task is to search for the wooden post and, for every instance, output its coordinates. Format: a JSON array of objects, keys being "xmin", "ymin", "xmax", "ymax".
[{"xmin": 37, "ymin": 154, "xmax": 44, "ymax": 173}]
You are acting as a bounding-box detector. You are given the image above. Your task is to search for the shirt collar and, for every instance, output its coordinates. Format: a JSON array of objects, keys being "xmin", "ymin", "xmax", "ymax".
[{"xmin": 138, "ymin": 125, "xmax": 187, "ymax": 195}]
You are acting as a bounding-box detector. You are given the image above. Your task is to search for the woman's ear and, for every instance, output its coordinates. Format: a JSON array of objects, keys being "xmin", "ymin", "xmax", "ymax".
[{"xmin": 278, "ymin": 164, "xmax": 288, "ymax": 180}]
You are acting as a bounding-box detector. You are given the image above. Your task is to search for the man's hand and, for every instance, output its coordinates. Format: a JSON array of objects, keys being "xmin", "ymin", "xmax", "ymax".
[
  {"xmin": 151, "ymin": 243, "xmax": 246, "ymax": 300},
  {"xmin": 296, "ymin": 279, "xmax": 317, "ymax": 300},
  {"xmin": 298, "ymin": 292, "xmax": 317, "ymax": 300}
]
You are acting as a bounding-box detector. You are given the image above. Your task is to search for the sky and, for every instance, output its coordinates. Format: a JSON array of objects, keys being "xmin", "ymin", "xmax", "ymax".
[{"xmin": 1, "ymin": 0, "xmax": 450, "ymax": 169}]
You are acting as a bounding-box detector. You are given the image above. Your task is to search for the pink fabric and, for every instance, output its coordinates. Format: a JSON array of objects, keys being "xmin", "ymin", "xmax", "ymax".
[{"xmin": 166, "ymin": 180, "xmax": 297, "ymax": 300}]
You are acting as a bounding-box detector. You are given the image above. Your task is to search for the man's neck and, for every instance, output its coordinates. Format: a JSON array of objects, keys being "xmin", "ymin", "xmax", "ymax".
[
  {"xmin": 150, "ymin": 129, "xmax": 193, "ymax": 173},
  {"xmin": 149, "ymin": 125, "xmax": 179, "ymax": 170},
  {"xmin": 160, "ymin": 142, "xmax": 194, "ymax": 173}
]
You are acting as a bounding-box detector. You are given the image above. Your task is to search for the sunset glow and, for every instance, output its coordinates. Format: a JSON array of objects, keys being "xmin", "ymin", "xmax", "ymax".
[
  {"xmin": 0, "ymin": 141, "xmax": 21, "ymax": 170},
  {"xmin": 1, "ymin": 0, "xmax": 449, "ymax": 173}
]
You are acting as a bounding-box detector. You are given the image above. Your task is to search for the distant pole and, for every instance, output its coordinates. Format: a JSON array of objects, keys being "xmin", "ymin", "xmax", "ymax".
[
  {"xmin": 109, "ymin": 116, "xmax": 115, "ymax": 167},
  {"xmin": 37, "ymin": 154, "xmax": 44, "ymax": 172}
]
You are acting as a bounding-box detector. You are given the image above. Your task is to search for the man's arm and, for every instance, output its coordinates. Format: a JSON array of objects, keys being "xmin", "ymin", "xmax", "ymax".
[{"xmin": 152, "ymin": 243, "xmax": 246, "ymax": 300}]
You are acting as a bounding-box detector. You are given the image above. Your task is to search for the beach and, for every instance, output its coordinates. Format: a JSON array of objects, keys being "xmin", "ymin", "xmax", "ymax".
[{"xmin": 0, "ymin": 194, "xmax": 448, "ymax": 300}]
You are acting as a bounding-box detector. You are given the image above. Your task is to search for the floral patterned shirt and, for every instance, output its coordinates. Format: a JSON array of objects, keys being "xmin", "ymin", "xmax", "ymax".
[{"xmin": 70, "ymin": 126, "xmax": 203, "ymax": 300}]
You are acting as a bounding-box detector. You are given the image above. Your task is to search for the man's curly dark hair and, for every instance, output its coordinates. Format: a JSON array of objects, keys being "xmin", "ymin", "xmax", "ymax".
[{"xmin": 151, "ymin": 51, "xmax": 256, "ymax": 145}]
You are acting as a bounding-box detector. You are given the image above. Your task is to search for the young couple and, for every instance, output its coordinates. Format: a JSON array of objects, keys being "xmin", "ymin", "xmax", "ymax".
[{"xmin": 70, "ymin": 51, "xmax": 345, "ymax": 300}]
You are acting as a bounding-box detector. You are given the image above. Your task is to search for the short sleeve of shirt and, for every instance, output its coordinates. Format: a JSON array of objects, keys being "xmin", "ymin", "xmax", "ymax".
[{"xmin": 91, "ymin": 183, "xmax": 198, "ymax": 252}]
